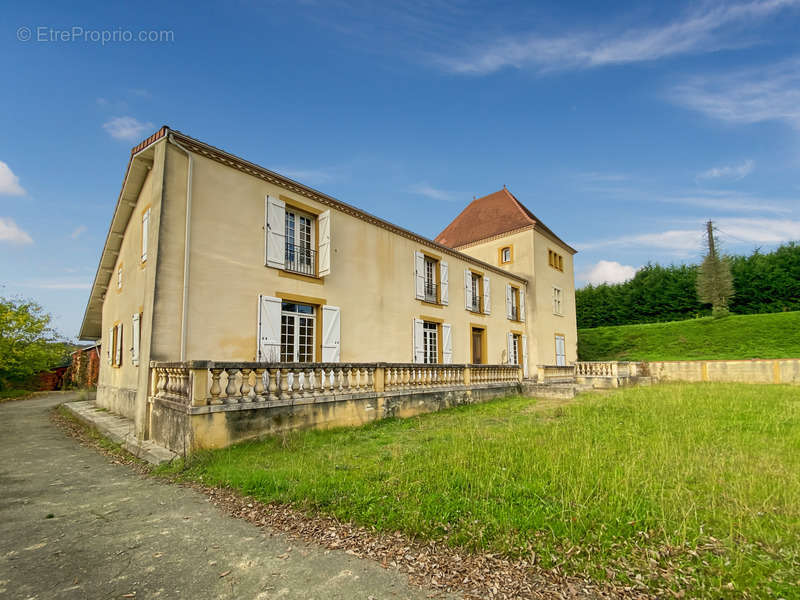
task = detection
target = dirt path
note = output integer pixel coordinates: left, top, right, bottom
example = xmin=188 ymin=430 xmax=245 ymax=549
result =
xmin=0 ymin=393 xmax=453 ymax=599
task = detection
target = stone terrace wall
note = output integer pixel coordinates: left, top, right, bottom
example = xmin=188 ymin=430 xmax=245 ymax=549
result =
xmin=648 ymin=358 xmax=800 ymax=385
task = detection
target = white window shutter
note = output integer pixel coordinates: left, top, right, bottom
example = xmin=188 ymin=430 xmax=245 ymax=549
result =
xmin=522 ymin=335 xmax=529 ymax=378
xmin=414 ymin=251 xmax=425 ymax=300
xmin=483 ymin=276 xmax=491 ymax=314
xmin=413 ymin=318 xmax=424 ymax=363
xmin=131 ymin=313 xmax=140 ymax=367
xmin=257 ymin=295 xmax=282 ymax=362
xmin=507 ymin=333 xmax=514 ymax=364
xmin=442 ymin=323 xmax=453 ymax=364
xmin=464 ymin=268 xmax=472 ymax=309
xmin=107 ymin=327 xmax=113 ymax=365
xmin=115 ymin=324 xmax=123 ymax=366
xmin=505 ymin=284 xmax=513 ymax=319
xmin=322 ymin=305 xmax=341 ymax=362
xmin=141 ymin=208 xmax=149 ymax=262
xmin=440 ymin=261 xmax=449 ymax=306
xmin=520 ymin=288 xmax=526 ymax=322
xmin=265 ymin=195 xmax=286 ymax=269
xmin=556 ymin=336 xmax=566 ymax=366
xmin=318 ymin=209 xmax=331 ymax=277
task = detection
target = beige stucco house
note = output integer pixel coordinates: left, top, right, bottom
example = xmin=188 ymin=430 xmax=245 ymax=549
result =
xmin=78 ymin=127 xmax=577 ymax=449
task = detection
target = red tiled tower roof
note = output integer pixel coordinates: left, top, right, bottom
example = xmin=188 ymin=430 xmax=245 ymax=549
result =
xmin=434 ymin=188 xmax=575 ymax=252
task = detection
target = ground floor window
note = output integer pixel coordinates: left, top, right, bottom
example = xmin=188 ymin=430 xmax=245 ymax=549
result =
xmin=555 ymin=334 xmax=566 ymax=366
xmin=510 ymin=333 xmax=521 ymax=365
xmin=281 ymin=302 xmax=315 ymax=362
xmin=423 ymin=321 xmax=438 ymax=364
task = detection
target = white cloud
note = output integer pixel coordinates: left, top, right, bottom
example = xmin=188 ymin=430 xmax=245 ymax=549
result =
xmin=102 ymin=116 xmax=154 ymax=141
xmin=0 ymin=161 xmax=25 ymax=196
xmin=434 ymin=0 xmax=799 ymax=75
xmin=582 ymin=260 xmax=638 ymax=285
xmin=578 ymin=218 xmax=800 ymax=255
xmin=70 ymin=225 xmax=87 ymax=239
xmin=672 ymin=57 xmax=800 ymax=129
xmin=409 ymin=182 xmax=455 ymax=201
xmin=0 ymin=217 xmax=33 ymax=244
xmin=697 ymin=160 xmax=755 ymax=181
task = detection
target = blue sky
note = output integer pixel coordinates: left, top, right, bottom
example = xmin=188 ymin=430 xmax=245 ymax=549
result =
xmin=2 ymin=0 xmax=800 ymax=339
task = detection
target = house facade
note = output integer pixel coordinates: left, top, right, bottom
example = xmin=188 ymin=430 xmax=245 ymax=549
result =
xmin=79 ymin=127 xmax=577 ymax=444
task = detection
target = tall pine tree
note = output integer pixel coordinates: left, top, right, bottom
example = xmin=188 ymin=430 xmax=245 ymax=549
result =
xmin=696 ymin=221 xmax=735 ymax=317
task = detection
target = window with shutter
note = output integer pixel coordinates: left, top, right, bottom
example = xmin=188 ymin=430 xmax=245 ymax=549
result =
xmin=257 ymin=295 xmax=282 ymax=362
xmin=318 ymin=210 xmax=331 ymax=276
xmin=131 ymin=313 xmax=141 ymax=367
xmin=483 ymin=276 xmax=491 ymax=314
xmin=442 ymin=323 xmax=452 ymax=364
xmin=321 ymin=305 xmax=341 ymax=362
xmin=522 ymin=335 xmax=529 ymax=377
xmin=115 ymin=324 xmax=123 ymax=367
xmin=555 ymin=334 xmax=566 ymax=366
xmin=141 ymin=208 xmax=150 ymax=263
xmin=412 ymin=318 xmax=425 ymax=363
xmin=440 ymin=261 xmax=449 ymax=306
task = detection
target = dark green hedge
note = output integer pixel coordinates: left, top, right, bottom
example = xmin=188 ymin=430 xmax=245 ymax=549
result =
xmin=577 ymin=243 xmax=800 ymax=329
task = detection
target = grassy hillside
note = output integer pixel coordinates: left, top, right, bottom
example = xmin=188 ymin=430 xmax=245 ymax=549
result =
xmin=578 ymin=311 xmax=800 ymax=361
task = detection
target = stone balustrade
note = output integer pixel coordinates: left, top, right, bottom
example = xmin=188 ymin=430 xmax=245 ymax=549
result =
xmin=150 ymin=361 xmax=522 ymax=408
xmin=537 ymin=364 xmax=577 ymax=383
xmin=576 ymin=361 xmax=617 ymax=377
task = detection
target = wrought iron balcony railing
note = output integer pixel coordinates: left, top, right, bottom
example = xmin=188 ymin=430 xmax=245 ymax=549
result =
xmin=285 ymin=243 xmax=316 ymax=276
xmin=424 ymin=281 xmax=438 ymax=304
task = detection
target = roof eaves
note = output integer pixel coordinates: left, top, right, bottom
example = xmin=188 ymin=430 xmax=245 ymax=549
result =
xmin=78 ymin=127 xmax=167 ymax=340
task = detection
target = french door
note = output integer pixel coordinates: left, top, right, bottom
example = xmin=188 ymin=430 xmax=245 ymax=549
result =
xmin=280 ymin=302 xmax=315 ymax=362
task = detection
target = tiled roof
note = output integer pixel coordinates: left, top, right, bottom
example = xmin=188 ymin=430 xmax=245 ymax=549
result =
xmin=434 ymin=188 xmax=575 ymax=252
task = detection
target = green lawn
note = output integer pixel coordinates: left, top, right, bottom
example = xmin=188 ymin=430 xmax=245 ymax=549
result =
xmin=578 ymin=311 xmax=800 ymax=361
xmin=159 ymin=384 xmax=800 ymax=597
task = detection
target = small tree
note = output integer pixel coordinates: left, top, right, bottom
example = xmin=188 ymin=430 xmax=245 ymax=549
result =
xmin=0 ymin=296 xmax=69 ymax=390
xmin=696 ymin=221 xmax=735 ymax=318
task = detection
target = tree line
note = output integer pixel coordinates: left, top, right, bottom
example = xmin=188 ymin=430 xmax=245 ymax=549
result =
xmin=576 ymin=242 xmax=800 ymax=329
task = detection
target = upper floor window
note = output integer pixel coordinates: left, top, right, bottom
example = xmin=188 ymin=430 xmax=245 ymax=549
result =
xmin=469 ymin=272 xmax=481 ymax=312
xmin=548 ymin=249 xmax=564 ymax=272
xmin=414 ymin=252 xmax=448 ymax=305
xmin=465 ymin=269 xmax=490 ymax=314
xmin=285 ymin=208 xmax=315 ymax=276
xmin=553 ymin=286 xmax=563 ymax=315
xmin=500 ymin=246 xmax=512 ymax=264
xmin=117 ymin=265 xmax=123 ymax=290
xmin=506 ymin=284 xmax=524 ymax=321
xmin=266 ymin=195 xmax=331 ymax=277
xmin=141 ymin=208 xmax=150 ymax=263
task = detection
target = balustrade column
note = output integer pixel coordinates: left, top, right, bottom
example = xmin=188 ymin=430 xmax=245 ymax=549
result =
xmin=253 ymin=368 xmax=265 ymax=401
xmin=240 ymin=368 xmax=252 ymax=402
xmin=209 ymin=368 xmax=223 ymax=405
